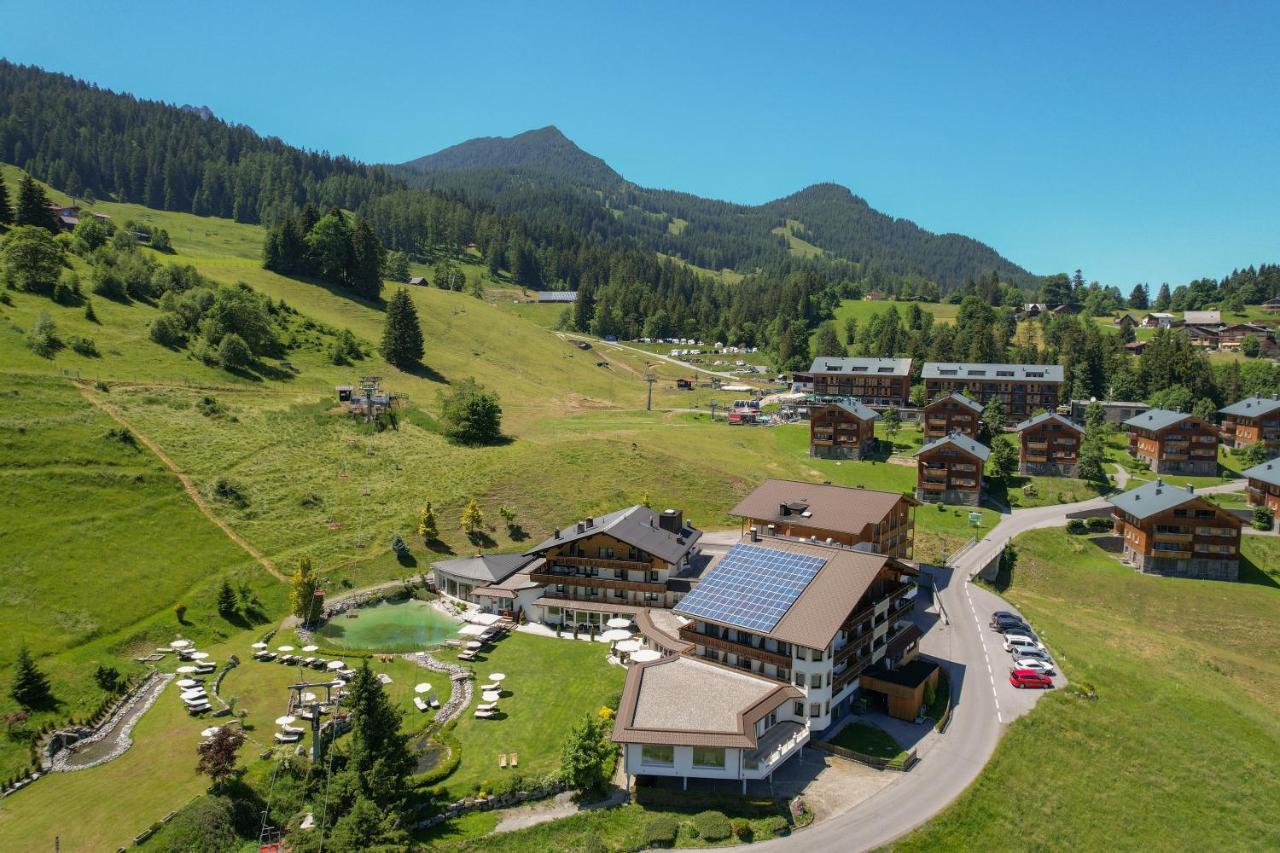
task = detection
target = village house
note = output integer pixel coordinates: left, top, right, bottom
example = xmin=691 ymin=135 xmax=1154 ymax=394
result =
xmin=1218 ymin=395 xmax=1280 ymax=451
xmin=1124 ymin=340 xmax=1147 ymax=356
xmin=535 ymin=291 xmax=578 ymax=303
xmin=1015 ymin=412 xmax=1082 ymax=477
xmin=1216 ymin=323 xmax=1277 ymax=352
xmin=921 ymin=362 xmax=1063 ymax=421
xmin=808 ymin=400 xmax=878 ymax=460
xmin=1243 ymin=460 xmax=1280 ymax=526
xmin=1114 ymin=313 xmax=1138 ymax=328
xmin=1108 ymin=479 xmax=1242 ymax=581
xmin=1183 ymin=309 xmax=1222 ymax=326
xmin=432 ymin=554 xmax=542 ymax=617
xmin=922 ymin=392 xmax=983 ymax=440
xmin=1069 ymin=398 xmax=1149 ymax=425
xmin=408 ymin=276 xmax=428 ymax=285
xmin=803 ymin=356 xmax=913 ymax=407
xmin=523 ymin=506 xmax=703 ymax=628
xmin=1021 ymin=302 xmax=1047 ymax=318
xmin=1263 ymin=296 xmax=1280 ymax=313
xmin=863 ymin=289 xmax=887 ymax=301
xmin=1123 ymin=409 xmax=1219 ymax=476
xmin=610 ymin=536 xmax=923 ymax=790
xmin=728 ymin=478 xmax=916 ymax=559
xmin=914 ymin=431 xmax=990 ymax=506
xmin=1141 ymin=312 xmax=1178 ymax=328
xmin=1183 ymin=324 xmax=1221 ymax=348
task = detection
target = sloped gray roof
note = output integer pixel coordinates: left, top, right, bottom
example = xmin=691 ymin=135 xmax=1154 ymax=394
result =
xmin=432 ymin=553 xmax=532 ymax=584
xmin=1123 ymin=408 xmax=1193 ymax=431
xmin=526 ymin=505 xmax=701 ymax=565
xmin=921 ymin=362 xmax=1064 ymax=382
xmin=807 ymin=357 xmax=913 ymax=377
xmin=927 ymin=391 xmax=984 ymax=413
xmin=1014 ymin=412 xmax=1082 ymax=433
xmin=915 ymin=432 xmax=991 ymax=462
xmin=831 ymin=400 xmax=880 ymax=421
xmin=1219 ymin=396 xmax=1280 ymax=418
xmin=1242 ymin=460 xmax=1280 ymax=488
xmin=1106 ymin=479 xmax=1198 ymax=520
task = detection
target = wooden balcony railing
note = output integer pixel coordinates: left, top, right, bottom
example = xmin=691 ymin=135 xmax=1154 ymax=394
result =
xmin=530 ymin=571 xmax=666 ymax=594
xmin=679 ymin=626 xmax=791 ymax=669
xmin=552 ymin=554 xmax=653 ymax=572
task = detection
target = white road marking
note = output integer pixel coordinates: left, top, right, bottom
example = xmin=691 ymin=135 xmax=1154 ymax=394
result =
xmin=965 ymin=579 xmax=1005 ymax=724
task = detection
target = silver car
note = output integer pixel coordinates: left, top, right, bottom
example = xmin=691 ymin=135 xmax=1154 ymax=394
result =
xmin=1013 ymin=657 xmax=1056 ymax=675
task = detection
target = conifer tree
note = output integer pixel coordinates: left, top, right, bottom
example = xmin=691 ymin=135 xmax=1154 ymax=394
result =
xmin=10 ymin=644 xmax=52 ymax=709
xmin=16 ymin=175 xmax=57 ymax=232
xmin=216 ymin=579 xmax=238 ymax=617
xmin=290 ymin=556 xmax=321 ymax=625
xmin=0 ymin=177 xmax=12 ymax=225
xmin=379 ymin=288 xmax=424 ymax=369
xmin=460 ymin=499 xmax=484 ymax=533
xmin=349 ymin=218 xmax=386 ymax=300
xmin=417 ymin=503 xmax=438 ymax=543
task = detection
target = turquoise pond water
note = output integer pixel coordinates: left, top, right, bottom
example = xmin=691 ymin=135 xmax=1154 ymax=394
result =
xmin=313 ymin=599 xmax=461 ymax=651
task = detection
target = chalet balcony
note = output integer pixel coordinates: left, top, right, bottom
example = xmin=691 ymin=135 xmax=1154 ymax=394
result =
xmin=678 ymin=626 xmax=791 ymax=670
xmin=951 ymin=463 xmax=977 ymax=473
xmin=1154 ymin=532 xmax=1193 ymax=543
xmin=553 ymin=554 xmax=652 ymax=572
xmin=832 ymin=656 xmax=872 ymax=694
xmin=1151 ymin=549 xmax=1191 ymax=560
xmin=927 ymin=418 xmax=948 ymax=427
xmin=952 ymin=479 xmax=978 ymax=489
xmin=920 ymin=480 xmax=947 ymax=491
xmin=1026 ymin=440 xmax=1049 ymax=450
xmin=1024 ymin=454 xmax=1048 ymax=463
xmin=530 ymin=570 xmax=666 ymax=594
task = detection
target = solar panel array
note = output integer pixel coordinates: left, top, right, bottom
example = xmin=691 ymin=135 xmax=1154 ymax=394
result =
xmin=676 ymin=544 xmax=825 ymax=633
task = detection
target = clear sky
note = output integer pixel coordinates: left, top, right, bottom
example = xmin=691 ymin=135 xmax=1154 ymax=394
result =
xmin=2 ymin=2 xmax=1277 ymax=286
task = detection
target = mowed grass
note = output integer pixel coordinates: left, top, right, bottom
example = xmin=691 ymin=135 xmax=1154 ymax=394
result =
xmin=896 ymin=529 xmax=1280 ymax=851
xmin=831 ymin=298 xmax=961 ymax=330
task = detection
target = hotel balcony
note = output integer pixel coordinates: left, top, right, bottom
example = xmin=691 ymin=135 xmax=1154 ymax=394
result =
xmin=531 ymin=570 xmax=667 ymax=595
xmin=553 ymin=554 xmax=653 ymax=572
xmin=678 ymin=626 xmax=791 ymax=670
xmin=742 ymin=722 xmax=809 ymax=777
xmin=1151 ymin=549 xmax=1192 ymax=560
xmin=920 ymin=480 xmax=947 ymax=491
xmin=1154 ymin=532 xmax=1193 ymax=543
xmin=1026 ymin=440 xmax=1049 ymax=450
xmin=1024 ymin=453 xmax=1048 ymax=463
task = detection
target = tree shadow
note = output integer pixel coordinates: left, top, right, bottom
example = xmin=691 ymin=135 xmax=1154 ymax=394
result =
xmin=466 ymin=530 xmax=497 ymax=549
xmin=400 ymin=361 xmax=449 ymax=385
xmin=506 ymin=525 xmax=529 ymax=542
xmin=396 ymin=550 xmax=419 ymax=569
xmin=1239 ymin=554 xmax=1280 ymax=589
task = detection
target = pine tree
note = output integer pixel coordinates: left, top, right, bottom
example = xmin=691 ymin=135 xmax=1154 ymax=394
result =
xmin=379 ymin=288 xmax=424 ymax=369
xmin=346 ymin=661 xmax=414 ymax=806
xmin=417 ymin=503 xmax=438 ymax=543
xmin=349 ymin=218 xmax=385 ymax=300
xmin=16 ymin=175 xmax=57 ymax=232
xmin=216 ymin=579 xmax=238 ymax=617
xmin=812 ymin=321 xmax=845 ymax=358
xmin=460 ymin=499 xmax=484 ymax=533
xmin=0 ymin=177 xmax=12 ymax=225
xmin=10 ymin=644 xmax=52 ymax=709
xmin=1154 ymin=283 xmax=1172 ymax=311
xmin=290 ymin=556 xmax=321 ymax=625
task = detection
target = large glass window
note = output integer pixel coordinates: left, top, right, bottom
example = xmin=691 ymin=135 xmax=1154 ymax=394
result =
xmin=641 ymin=745 xmax=674 ymax=767
xmin=691 ymin=747 xmax=725 ymax=769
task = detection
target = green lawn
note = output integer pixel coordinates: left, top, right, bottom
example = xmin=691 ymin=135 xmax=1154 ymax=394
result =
xmin=896 ymin=529 xmax=1280 ymax=850
xmin=829 ymin=722 xmax=908 ymax=762
xmin=433 ymin=632 xmax=625 ymax=800
xmin=831 ymin=298 xmax=961 ymax=331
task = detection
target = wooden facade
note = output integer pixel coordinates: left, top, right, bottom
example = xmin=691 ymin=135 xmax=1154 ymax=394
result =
xmin=807 ymin=358 xmax=912 ymax=406
xmin=809 ymin=403 xmax=877 ymax=460
xmin=1127 ymin=413 xmax=1219 ymax=476
xmin=1017 ymin=415 xmax=1082 ymax=477
xmin=921 ymin=363 xmax=1063 ymax=421
xmin=915 ymin=440 xmax=985 ymax=506
xmin=1219 ymin=398 xmax=1280 ymax=451
xmin=922 ymin=394 xmax=982 ymax=440
xmin=1112 ymin=491 xmax=1241 ymax=581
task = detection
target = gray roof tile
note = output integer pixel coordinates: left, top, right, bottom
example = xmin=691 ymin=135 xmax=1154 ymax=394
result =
xmin=915 ymin=432 xmax=991 ymax=462
xmin=807 ymin=356 xmax=913 ymax=377
xmin=1122 ymin=408 xmax=1193 ymax=431
xmin=1106 ymin=479 xmax=1197 ymax=520
xmin=921 ymin=362 xmax=1064 ymax=382
xmin=1219 ymin=396 xmax=1280 ymax=418
xmin=1243 ymin=460 xmax=1280 ymax=488
xmin=526 ymin=505 xmax=700 ymax=565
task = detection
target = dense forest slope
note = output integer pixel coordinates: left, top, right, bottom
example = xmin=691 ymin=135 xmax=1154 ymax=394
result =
xmin=404 ymin=125 xmax=624 ymax=188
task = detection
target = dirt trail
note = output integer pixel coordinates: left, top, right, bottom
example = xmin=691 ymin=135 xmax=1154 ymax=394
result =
xmin=75 ymin=383 xmax=286 ymax=582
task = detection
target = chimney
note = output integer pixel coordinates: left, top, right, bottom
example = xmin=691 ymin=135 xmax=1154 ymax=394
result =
xmin=585 ymin=516 xmax=594 ymax=528
xmin=658 ymin=508 xmax=683 ymax=534
xmin=576 ymin=521 xmax=585 ymax=533
xmin=749 ymin=526 xmax=760 ymax=543
xmin=1186 ymin=483 xmax=1194 ymax=494
xmin=779 ymin=503 xmax=791 ymax=517
xmin=554 ymin=528 xmax=561 ymax=539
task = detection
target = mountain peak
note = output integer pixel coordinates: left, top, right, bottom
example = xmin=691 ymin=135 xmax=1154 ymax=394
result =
xmin=402 ymin=126 xmax=623 ymax=187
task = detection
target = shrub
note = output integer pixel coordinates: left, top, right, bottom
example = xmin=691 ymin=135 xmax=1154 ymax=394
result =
xmin=732 ymin=819 xmax=754 ymax=842
xmin=760 ymin=814 xmax=789 ymax=837
xmin=1252 ymin=504 xmax=1274 ymax=531
xmin=25 ymin=311 xmax=61 ymax=357
xmin=693 ymin=810 xmax=732 ymax=842
xmin=1066 ymin=518 xmax=1087 ymax=534
xmin=643 ymin=814 xmax=679 ymax=848
xmin=217 ymin=332 xmax=252 ymax=370
xmin=149 ymin=312 xmax=186 ymax=347
xmin=1086 ymin=515 xmax=1112 ymax=532
xmin=196 ymin=395 xmax=225 ymax=417
xmin=67 ymin=335 xmax=98 ymax=357
xmin=212 ymin=477 xmax=248 ymax=508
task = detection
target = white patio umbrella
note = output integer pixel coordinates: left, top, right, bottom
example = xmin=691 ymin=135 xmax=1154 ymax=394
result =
xmin=600 ymin=629 xmax=632 ymax=643
xmin=481 ymin=691 xmax=501 ymax=703
xmin=277 ymin=645 xmax=295 ymax=652
xmin=630 ymin=649 xmax=662 ymax=663
xmin=606 ymin=617 xmax=632 ymax=629
xmin=176 ymin=678 xmax=199 ymax=688
xmin=301 ymin=692 xmax=317 ymax=702
xmin=615 ymin=640 xmax=643 ymax=654
xmin=465 ymin=641 xmax=483 ymax=650
xmin=190 ymin=651 xmax=210 ymax=660
xmin=176 ymin=665 xmax=197 ymax=674
xmin=169 ymin=639 xmax=191 ymax=649
xmin=326 ymin=660 xmax=344 ymax=670
xmin=488 ymin=673 xmax=507 ymax=682
xmin=274 ymin=715 xmax=296 ymax=726
xmin=302 ymin=645 xmax=319 ymax=652
xmin=201 ymin=727 xmax=221 ymax=737
xmin=414 ymin=683 xmax=432 ymax=694
xmin=251 ymin=642 xmax=268 ymax=649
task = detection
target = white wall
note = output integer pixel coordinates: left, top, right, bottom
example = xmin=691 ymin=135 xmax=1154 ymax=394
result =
xmin=624 ymin=743 xmax=742 ymax=782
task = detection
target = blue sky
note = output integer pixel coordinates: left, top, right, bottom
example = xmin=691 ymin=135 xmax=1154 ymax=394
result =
xmin=2 ymin=2 xmax=1277 ymax=286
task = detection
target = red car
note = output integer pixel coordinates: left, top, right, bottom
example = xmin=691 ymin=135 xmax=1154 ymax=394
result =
xmin=1009 ymin=668 xmax=1053 ymax=689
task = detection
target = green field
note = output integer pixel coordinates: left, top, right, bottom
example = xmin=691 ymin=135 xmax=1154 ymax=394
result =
xmin=896 ymin=529 xmax=1280 ymax=850
xmin=832 ymin=298 xmax=961 ymax=330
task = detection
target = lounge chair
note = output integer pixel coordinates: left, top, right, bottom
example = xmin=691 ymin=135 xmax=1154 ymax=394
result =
xmin=480 ymin=682 xmax=499 ymax=692
xmin=274 ymin=731 xmax=301 ymax=743
xmin=429 ymin=698 xmax=440 ymax=709
xmin=499 ymin=754 xmax=507 ymax=769
xmin=413 ymin=697 xmax=429 ymax=712
xmin=187 ymin=703 xmax=211 ymax=714
xmin=510 ymin=753 xmax=518 ymax=767
xmin=302 ymin=657 xmax=316 ymax=666
xmin=282 ymin=725 xmax=306 ymax=735
xmin=457 ymin=651 xmax=476 ymax=661
xmin=474 ymin=709 xmax=495 ymax=719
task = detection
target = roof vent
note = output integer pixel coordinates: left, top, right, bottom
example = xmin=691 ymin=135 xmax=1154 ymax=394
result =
xmin=554 ymin=528 xmax=561 ymax=539
xmin=585 ymin=516 xmax=594 ymax=528
xmin=749 ymin=526 xmax=760 ymax=543
xmin=1186 ymin=483 xmax=1194 ymax=493
xmin=576 ymin=522 xmax=585 ymax=533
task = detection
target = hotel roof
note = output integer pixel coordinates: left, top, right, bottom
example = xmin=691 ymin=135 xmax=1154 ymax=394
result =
xmin=1242 ymin=460 xmax=1280 ymax=488
xmin=1014 ymin=412 xmax=1082 ymax=433
xmin=1122 ymin=408 xmax=1195 ymax=431
xmin=1219 ymin=396 xmax=1280 ymax=419
xmin=925 ymin=391 xmax=984 ymax=413
xmin=915 ymin=432 xmax=992 ymax=462
xmin=728 ymin=479 xmax=914 ymax=539
xmin=526 ymin=505 xmax=700 ymax=565
xmin=1106 ymin=479 xmax=1198 ymax=520
xmin=824 ymin=400 xmax=880 ymax=422
xmin=431 ymin=553 xmax=532 ymax=584
xmin=921 ymin=362 xmax=1064 ymax=382
xmin=807 ymin=356 xmax=913 ymax=377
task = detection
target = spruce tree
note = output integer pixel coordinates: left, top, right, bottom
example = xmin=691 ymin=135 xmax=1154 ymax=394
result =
xmin=349 ymin=218 xmax=386 ymax=300
xmin=216 ymin=580 xmax=238 ymax=617
xmin=380 ymin=288 xmax=424 ymax=369
xmin=16 ymin=175 xmax=57 ymax=232
xmin=0 ymin=177 xmax=12 ymax=225
xmin=10 ymin=645 xmax=52 ymax=709
xmin=346 ymin=661 xmax=414 ymax=806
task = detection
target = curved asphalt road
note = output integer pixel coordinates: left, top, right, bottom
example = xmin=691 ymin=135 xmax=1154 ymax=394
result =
xmin=752 ymin=478 xmax=1247 ymax=851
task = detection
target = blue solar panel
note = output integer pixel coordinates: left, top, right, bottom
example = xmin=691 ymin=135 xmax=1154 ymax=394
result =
xmin=676 ymin=544 xmax=825 ymax=633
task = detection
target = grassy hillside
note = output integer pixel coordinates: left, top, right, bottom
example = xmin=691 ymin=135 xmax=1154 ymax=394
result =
xmin=831 ymin=298 xmax=961 ymax=329
xmin=896 ymin=529 xmax=1280 ymax=850
xmin=771 ymin=218 xmax=825 ymax=259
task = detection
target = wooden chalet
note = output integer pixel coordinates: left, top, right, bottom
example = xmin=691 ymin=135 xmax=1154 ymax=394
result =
xmin=1218 ymin=396 xmax=1280 ymax=451
xmin=914 ymin=432 xmax=990 ymax=506
xmin=1108 ymin=479 xmax=1241 ymax=581
xmin=1123 ymin=409 xmax=1219 ymax=476
xmin=1243 ymin=460 xmax=1280 ymax=526
xmin=1014 ymin=412 xmax=1082 ymax=477
xmin=922 ymin=392 xmax=983 ymax=440
xmin=809 ymin=400 xmax=878 ymax=460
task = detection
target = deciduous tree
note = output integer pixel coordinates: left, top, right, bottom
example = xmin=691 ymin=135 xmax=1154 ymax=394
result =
xmin=196 ymin=727 xmax=244 ymax=791
xmin=1 ymin=225 xmax=65 ymax=294
xmin=439 ymin=378 xmax=503 ymax=444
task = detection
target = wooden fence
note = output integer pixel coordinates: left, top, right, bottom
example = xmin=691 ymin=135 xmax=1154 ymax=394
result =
xmin=811 ymin=739 xmax=918 ymax=772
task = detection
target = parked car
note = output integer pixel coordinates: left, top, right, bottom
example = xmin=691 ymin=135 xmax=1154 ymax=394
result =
xmin=1012 ymin=646 xmax=1053 ymax=663
xmin=1004 ymin=635 xmax=1045 ymax=655
xmin=991 ymin=610 xmax=1020 ymax=622
xmin=990 ymin=616 xmax=1029 ymax=633
xmin=1009 ymin=669 xmax=1054 ymax=689
xmin=1003 ymin=632 xmax=1045 ymax=652
xmin=1013 ymin=658 xmax=1056 ymax=675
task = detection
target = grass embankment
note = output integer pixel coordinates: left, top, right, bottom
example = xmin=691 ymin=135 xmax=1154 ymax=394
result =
xmin=896 ymin=529 xmax=1280 ymax=850
xmin=829 ymin=722 xmax=909 ymax=764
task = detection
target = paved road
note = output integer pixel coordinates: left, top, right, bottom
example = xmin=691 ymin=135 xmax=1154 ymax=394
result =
xmin=559 ymin=333 xmax=751 ymax=381
xmin=754 ymin=478 xmax=1247 ymax=851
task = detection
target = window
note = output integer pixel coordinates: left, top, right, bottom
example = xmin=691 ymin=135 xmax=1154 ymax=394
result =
xmin=641 ymin=745 xmax=674 ymax=767
xmin=691 ymin=747 xmax=725 ymax=769
xmin=794 ymin=672 xmax=805 ymax=687
xmin=649 ymin=570 xmax=660 ymax=582
xmin=809 ymin=703 xmax=822 ymax=718
xmin=809 ymin=673 xmax=822 ymax=688
xmin=598 ymin=546 xmax=614 ymax=559
xmin=794 ymin=701 xmax=805 ymax=716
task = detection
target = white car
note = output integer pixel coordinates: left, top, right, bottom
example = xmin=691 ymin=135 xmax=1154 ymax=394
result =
xmin=1003 ymin=634 xmax=1046 ymax=654
xmin=1013 ymin=657 xmax=1056 ymax=676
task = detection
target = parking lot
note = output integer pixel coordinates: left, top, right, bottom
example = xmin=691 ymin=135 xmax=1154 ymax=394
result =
xmin=964 ymin=582 xmax=1065 ymax=722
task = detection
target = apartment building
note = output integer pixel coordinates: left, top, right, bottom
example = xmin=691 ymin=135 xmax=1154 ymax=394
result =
xmin=921 ymin=392 xmax=983 ymax=440
xmin=1108 ymin=479 xmax=1242 ymax=581
xmin=728 ymin=479 xmax=916 ymax=559
xmin=802 ymin=357 xmax=913 ymax=407
xmin=921 ymin=362 xmax=1064 ymax=421
xmin=1219 ymin=395 xmax=1280 ymax=452
xmin=1123 ymin=409 xmax=1219 ymax=476
xmin=1015 ymin=412 xmax=1083 ymax=477
xmin=914 ymin=432 xmax=990 ymax=506
xmin=809 ymin=400 xmax=879 ymax=460
xmin=1243 ymin=460 xmax=1280 ymax=525
xmin=524 ymin=506 xmax=702 ymax=627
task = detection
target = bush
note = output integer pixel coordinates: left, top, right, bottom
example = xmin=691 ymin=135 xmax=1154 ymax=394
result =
xmin=1066 ymin=518 xmax=1087 ymax=534
xmin=25 ymin=311 xmax=61 ymax=357
xmin=732 ymin=819 xmax=754 ymax=842
xmin=643 ymin=814 xmax=679 ymax=848
xmin=1252 ymin=504 xmax=1275 ymax=531
xmin=1086 ymin=515 xmax=1113 ymax=532
xmin=692 ymin=810 xmax=732 ymax=842
xmin=149 ymin=312 xmax=186 ymax=347
xmin=67 ymin=335 xmax=98 ymax=357
xmin=217 ymin=332 xmax=252 ymax=370
xmin=212 ymin=477 xmax=248 ymax=508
